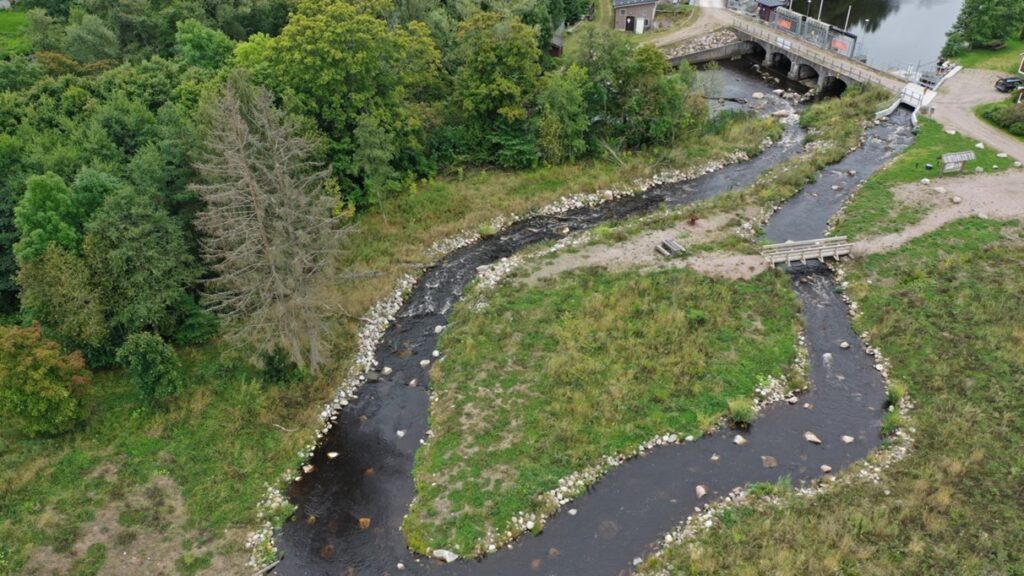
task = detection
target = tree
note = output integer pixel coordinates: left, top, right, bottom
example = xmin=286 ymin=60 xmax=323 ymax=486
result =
xmin=537 ymin=64 xmax=591 ymax=164
xmin=116 ymin=332 xmax=183 ymax=402
xmin=450 ymin=12 xmax=542 ymax=137
xmin=25 ymin=8 xmax=63 ymax=53
xmin=83 ymin=187 xmax=197 ymax=336
xmin=174 ymin=18 xmax=234 ymax=69
xmin=0 ymin=323 xmax=90 ymax=437
xmin=17 ymin=245 xmax=110 ymax=357
xmin=190 ymin=76 xmax=347 ymax=373
xmin=13 ymin=172 xmax=81 ymax=263
xmin=64 ymin=12 xmax=121 ymax=63
xmin=261 ymin=0 xmax=443 ymax=199
xmin=352 ymin=113 xmax=401 ymax=220
xmin=71 ymin=167 xmax=124 ymax=222
xmin=943 ymin=0 xmax=1024 ymax=55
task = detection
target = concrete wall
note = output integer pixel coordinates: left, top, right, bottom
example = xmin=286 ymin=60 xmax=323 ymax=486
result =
xmin=613 ymin=3 xmax=657 ymax=31
xmin=669 ymin=41 xmax=756 ymax=66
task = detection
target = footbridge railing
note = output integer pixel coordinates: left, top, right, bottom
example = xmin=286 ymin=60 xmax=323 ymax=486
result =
xmin=761 ymin=236 xmax=852 ymax=265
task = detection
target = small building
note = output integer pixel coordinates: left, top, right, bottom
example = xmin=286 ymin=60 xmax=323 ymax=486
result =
xmin=550 ymin=22 xmax=566 ymax=57
xmin=756 ymin=0 xmax=786 ymax=22
xmin=613 ymin=0 xmax=656 ymax=33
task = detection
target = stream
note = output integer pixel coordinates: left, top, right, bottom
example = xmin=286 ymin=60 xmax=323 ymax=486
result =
xmin=273 ymin=62 xmax=915 ymax=575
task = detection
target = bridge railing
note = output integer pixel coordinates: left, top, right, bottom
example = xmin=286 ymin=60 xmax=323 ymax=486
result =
xmin=729 ymin=18 xmax=901 ymax=87
xmin=761 ymin=236 xmax=852 ymax=265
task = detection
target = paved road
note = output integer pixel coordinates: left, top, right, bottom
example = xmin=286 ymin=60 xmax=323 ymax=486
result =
xmin=930 ymin=68 xmax=1024 ymax=161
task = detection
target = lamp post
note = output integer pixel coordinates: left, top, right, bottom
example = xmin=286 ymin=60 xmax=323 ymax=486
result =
xmin=817 ymin=0 xmax=823 ymax=20
xmin=844 ymin=4 xmax=852 ymax=30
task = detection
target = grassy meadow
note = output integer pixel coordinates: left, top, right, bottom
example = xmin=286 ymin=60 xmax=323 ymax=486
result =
xmin=404 ymin=267 xmax=801 ymax=556
xmin=640 ymin=217 xmax=1024 ymax=575
xmin=0 ymin=8 xmax=28 ymax=57
xmin=833 ymin=117 xmax=1015 ymax=239
xmin=954 ymin=38 xmax=1024 ymax=75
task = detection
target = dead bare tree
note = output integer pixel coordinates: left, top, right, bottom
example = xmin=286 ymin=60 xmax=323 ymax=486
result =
xmin=190 ymin=75 xmax=345 ymax=373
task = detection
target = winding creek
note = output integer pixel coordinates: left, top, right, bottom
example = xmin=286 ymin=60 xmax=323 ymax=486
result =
xmin=274 ymin=63 xmax=915 ymax=575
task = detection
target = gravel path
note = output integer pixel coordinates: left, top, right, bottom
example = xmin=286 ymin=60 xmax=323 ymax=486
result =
xmin=930 ymin=68 xmax=1024 ymax=162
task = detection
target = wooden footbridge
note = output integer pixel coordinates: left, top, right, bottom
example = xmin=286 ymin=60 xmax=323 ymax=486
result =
xmin=761 ymin=236 xmax=852 ymax=265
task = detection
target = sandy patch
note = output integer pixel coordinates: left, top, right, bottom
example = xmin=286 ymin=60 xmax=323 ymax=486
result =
xmin=854 ymin=170 xmax=1024 ymax=256
xmin=521 ymin=210 xmax=762 ymax=284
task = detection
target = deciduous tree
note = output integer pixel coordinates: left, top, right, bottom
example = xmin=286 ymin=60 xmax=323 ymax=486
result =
xmin=13 ymin=172 xmax=81 ymax=263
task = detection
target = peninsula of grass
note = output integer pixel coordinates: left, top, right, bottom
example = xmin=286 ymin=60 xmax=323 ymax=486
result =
xmin=0 ymin=111 xmax=778 ymax=574
xmin=953 ymin=38 xmax=1024 ymax=74
xmin=976 ymin=98 xmax=1024 ymax=143
xmin=640 ymin=217 xmax=1024 ymax=575
xmin=404 ymin=266 xmax=801 ymax=556
xmin=833 ymin=117 xmax=1015 ymax=239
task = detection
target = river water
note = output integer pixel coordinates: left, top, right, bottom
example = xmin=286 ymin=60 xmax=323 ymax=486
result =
xmin=790 ymin=0 xmax=964 ymax=72
xmin=272 ymin=63 xmax=914 ymax=575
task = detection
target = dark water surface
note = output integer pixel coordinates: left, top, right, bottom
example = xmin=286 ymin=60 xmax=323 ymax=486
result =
xmin=792 ymin=0 xmax=964 ymax=72
xmin=274 ymin=71 xmax=914 ymax=575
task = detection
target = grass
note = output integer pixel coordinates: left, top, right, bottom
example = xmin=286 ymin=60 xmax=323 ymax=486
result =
xmin=640 ymin=217 xmax=1024 ymax=575
xmin=0 ymin=110 xmax=779 ymax=574
xmin=953 ymin=38 xmax=1024 ymax=74
xmin=833 ymin=117 xmax=1016 ymax=239
xmin=404 ymin=267 xmax=801 ymax=555
xmin=0 ymin=8 xmax=28 ymax=57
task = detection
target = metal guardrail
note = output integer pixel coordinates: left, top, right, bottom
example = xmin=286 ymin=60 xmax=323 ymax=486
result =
xmin=728 ymin=17 xmax=902 ymax=88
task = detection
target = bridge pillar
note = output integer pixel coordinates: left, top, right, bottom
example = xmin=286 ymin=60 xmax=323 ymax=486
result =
xmin=787 ymin=56 xmax=802 ymax=81
xmin=762 ymin=46 xmax=774 ymax=68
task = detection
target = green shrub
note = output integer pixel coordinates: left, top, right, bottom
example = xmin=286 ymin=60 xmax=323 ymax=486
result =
xmin=886 ymin=380 xmax=908 ymax=407
xmin=0 ymin=323 xmax=90 ymax=437
xmin=170 ymin=297 xmax=220 ymax=346
xmin=116 ymin=333 xmax=183 ymax=403
xmin=260 ymin=345 xmax=302 ymax=385
xmin=881 ymin=410 xmax=903 ymax=436
xmin=727 ymin=397 xmax=755 ymax=429
xmin=978 ymin=99 xmax=1024 ymax=137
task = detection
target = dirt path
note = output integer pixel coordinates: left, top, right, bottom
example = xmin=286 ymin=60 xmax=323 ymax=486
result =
xmin=648 ymin=3 xmax=731 ymax=49
xmin=521 ymin=170 xmax=1024 ymax=284
xmin=854 ymin=170 xmax=1024 ymax=254
xmin=929 ymin=68 xmax=1024 ymax=162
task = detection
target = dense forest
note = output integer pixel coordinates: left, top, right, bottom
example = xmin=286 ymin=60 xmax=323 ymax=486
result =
xmin=0 ymin=0 xmax=707 ymax=435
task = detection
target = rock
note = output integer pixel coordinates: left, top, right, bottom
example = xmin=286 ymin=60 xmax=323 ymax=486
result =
xmin=526 ymin=520 xmax=535 ymax=530
xmin=710 ymin=453 xmax=720 ymax=461
xmin=951 ymin=195 xmax=962 ymax=204
xmin=920 ymin=178 xmax=930 ymax=185
xmin=761 ymin=455 xmax=778 ymax=468
xmin=302 ymin=464 xmax=314 ymax=474
xmin=831 ymin=185 xmax=840 ymax=191
xmin=408 ymin=378 xmax=418 ymax=387
xmin=934 ymin=186 xmax=946 ymax=194
xmin=633 ymin=557 xmax=643 ymax=567
xmin=820 ymin=464 xmax=833 ymax=473
xmin=773 ymin=88 xmax=785 ymax=95
xmin=327 ymin=451 xmax=339 ymax=459
xmin=752 ymin=91 xmax=766 ymax=99
xmin=420 ymin=359 xmax=431 ymax=368
xmin=1015 ymin=161 xmax=1023 ymax=168
xmin=685 ymin=435 xmax=695 ymax=442
xmin=433 ymin=549 xmax=459 ymax=563
xmin=841 ymin=435 xmax=855 ymax=444
xmin=382 ymin=366 xmax=393 ymax=376
xmin=397 ymin=562 xmax=406 ymax=570
xmin=787 ymin=396 xmax=798 ymax=404
xmin=359 ymin=517 xmax=371 ymax=530
xmin=996 ymin=152 xmax=1008 ymax=158
xmin=975 ymin=166 xmax=984 ymax=173
xmin=804 ymin=431 xmax=822 ymax=444
xmin=665 ymin=534 xmax=674 ymax=544
xmin=803 ymin=402 xmax=813 ymax=409
xmin=432 ymin=350 xmax=440 ymax=358
xmin=396 ymin=430 xmax=406 ymax=438
xmin=696 ymin=485 xmax=707 ymax=498
xmin=974 ymin=142 xmax=985 ymax=149
xmin=945 ymin=129 xmax=956 ymax=135
xmin=840 ymin=341 xmax=850 ymax=350
xmin=434 ymin=325 xmax=445 ymax=334
xmin=733 ymin=434 xmax=748 ymax=446
xmin=703 ymin=519 xmax=713 ymax=528
xmin=568 ymin=508 xmax=577 ymax=516
xmin=848 ymin=169 xmax=857 ymax=177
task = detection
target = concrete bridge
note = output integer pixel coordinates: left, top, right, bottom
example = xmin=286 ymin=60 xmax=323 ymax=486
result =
xmin=669 ymin=8 xmax=912 ymax=97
